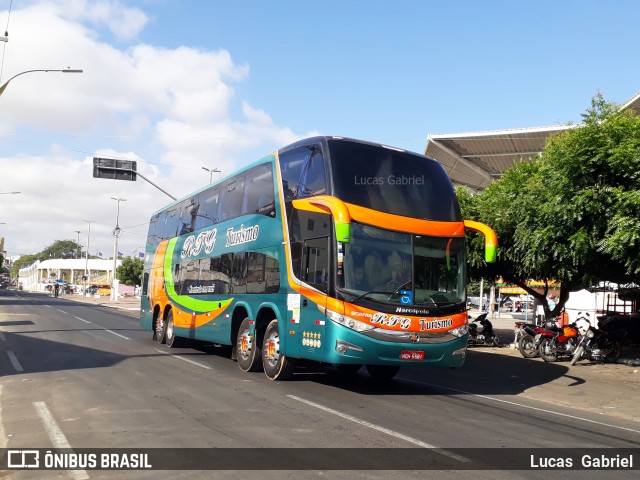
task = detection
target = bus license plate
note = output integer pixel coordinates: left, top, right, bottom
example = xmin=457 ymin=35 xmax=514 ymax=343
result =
xmin=400 ymin=350 xmax=425 ymax=361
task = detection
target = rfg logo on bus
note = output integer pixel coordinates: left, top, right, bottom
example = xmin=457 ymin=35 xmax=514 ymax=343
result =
xmin=7 ymin=450 xmax=40 ymax=468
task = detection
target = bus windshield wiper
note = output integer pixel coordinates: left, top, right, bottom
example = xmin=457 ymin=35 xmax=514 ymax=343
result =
xmin=353 ymin=290 xmax=395 ymax=302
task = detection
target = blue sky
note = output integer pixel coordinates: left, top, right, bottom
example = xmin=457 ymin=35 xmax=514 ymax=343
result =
xmin=0 ymin=0 xmax=638 ymax=259
xmin=132 ymin=0 xmax=639 ymax=149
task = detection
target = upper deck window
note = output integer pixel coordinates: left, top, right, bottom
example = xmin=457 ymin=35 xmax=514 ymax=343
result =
xmin=279 ymin=145 xmax=328 ymax=200
xmin=328 ymin=140 xmax=461 ymax=221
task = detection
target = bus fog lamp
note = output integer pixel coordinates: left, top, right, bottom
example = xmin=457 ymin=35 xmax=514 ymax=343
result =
xmin=453 ymin=347 xmax=467 ymax=357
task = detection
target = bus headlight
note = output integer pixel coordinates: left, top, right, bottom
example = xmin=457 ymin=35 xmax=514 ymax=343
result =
xmin=326 ymin=309 xmax=374 ymax=333
xmin=450 ymin=324 xmax=469 ymax=338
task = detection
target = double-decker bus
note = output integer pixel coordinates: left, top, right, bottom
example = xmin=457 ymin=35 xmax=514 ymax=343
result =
xmin=140 ymin=136 xmax=497 ymax=380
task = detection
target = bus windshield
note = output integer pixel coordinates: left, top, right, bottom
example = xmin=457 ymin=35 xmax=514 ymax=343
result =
xmin=340 ymin=222 xmax=466 ymax=308
xmin=328 ymin=139 xmax=461 ymax=221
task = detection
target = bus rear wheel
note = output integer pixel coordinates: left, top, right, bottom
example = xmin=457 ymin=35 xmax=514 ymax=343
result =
xmin=236 ymin=318 xmax=262 ymax=372
xmin=262 ymin=320 xmax=296 ymax=380
xmin=366 ymin=365 xmax=400 ymax=381
xmin=165 ymin=310 xmax=183 ymax=348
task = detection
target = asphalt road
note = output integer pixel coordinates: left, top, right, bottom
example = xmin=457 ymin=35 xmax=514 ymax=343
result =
xmin=0 ymin=289 xmax=638 ymax=479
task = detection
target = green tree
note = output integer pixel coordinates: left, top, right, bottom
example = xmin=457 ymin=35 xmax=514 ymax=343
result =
xmin=11 ymin=254 xmax=37 ymax=278
xmin=10 ymin=239 xmax=83 ymax=278
xmin=117 ymin=257 xmax=143 ymax=286
xmin=460 ymin=94 xmax=640 ymax=318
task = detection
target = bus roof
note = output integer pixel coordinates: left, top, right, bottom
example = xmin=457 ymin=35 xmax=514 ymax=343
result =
xmin=149 ymin=136 xmax=434 ymax=217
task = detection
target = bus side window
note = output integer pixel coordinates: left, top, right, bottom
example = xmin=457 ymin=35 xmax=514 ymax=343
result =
xmin=279 ymin=145 xmax=316 ymax=200
xmin=179 ymin=199 xmax=198 ymax=235
xmin=297 ymin=149 xmax=328 ymax=198
xmin=242 ymin=164 xmax=275 ymax=216
xmin=303 ymin=237 xmax=329 ymax=293
xmin=141 ymin=272 xmax=150 ymax=296
xmin=264 ymin=255 xmax=280 ymax=293
xmin=163 ymin=205 xmax=181 ymax=240
xmin=195 ymin=187 xmax=219 ymax=230
xmin=247 ymin=252 xmax=265 ymax=294
xmin=147 ymin=213 xmax=162 ymax=245
xmin=218 ymin=177 xmax=244 ymax=222
xmin=232 ymin=252 xmax=248 ymax=294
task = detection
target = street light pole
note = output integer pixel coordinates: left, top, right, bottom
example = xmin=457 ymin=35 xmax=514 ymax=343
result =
xmin=0 ymin=69 xmax=83 ymax=97
xmin=83 ymin=220 xmax=93 ymax=298
xmin=202 ymin=166 xmax=221 ymax=183
xmin=110 ymin=197 xmax=126 ymax=301
xmin=75 ymin=230 xmax=81 ymax=259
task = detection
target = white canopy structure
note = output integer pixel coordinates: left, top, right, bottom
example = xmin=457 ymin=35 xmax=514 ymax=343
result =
xmin=19 ymin=258 xmax=121 ymax=292
xmin=425 ymin=92 xmax=640 ymax=191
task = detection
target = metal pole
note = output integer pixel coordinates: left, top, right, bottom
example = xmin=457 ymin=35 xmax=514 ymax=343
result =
xmin=0 ymin=69 xmax=83 ymax=97
xmin=110 ymin=198 xmax=126 ymax=301
xmin=83 ymin=220 xmax=93 ymax=298
xmin=75 ymin=230 xmax=81 ymax=258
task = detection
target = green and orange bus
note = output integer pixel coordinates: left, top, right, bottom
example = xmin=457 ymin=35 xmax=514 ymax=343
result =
xmin=140 ymin=136 xmax=497 ymax=380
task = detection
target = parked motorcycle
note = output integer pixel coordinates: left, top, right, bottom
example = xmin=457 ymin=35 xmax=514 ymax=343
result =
xmin=514 ymin=321 xmax=544 ymax=358
xmin=537 ymin=321 xmax=581 ymax=362
xmin=468 ymin=312 xmax=501 ymax=347
xmin=570 ymin=325 xmax=626 ymax=365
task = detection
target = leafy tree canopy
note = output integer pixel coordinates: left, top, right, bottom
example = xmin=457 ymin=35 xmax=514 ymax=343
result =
xmin=460 ymin=93 xmax=640 ymax=318
xmin=116 ymin=257 xmax=143 ymax=286
xmin=11 ymin=239 xmax=83 ymax=277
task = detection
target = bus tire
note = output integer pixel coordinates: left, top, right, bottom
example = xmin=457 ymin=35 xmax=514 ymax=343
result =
xmin=366 ymin=365 xmax=400 ymax=381
xmin=236 ymin=318 xmax=262 ymax=372
xmin=262 ymin=320 xmax=296 ymax=380
xmin=165 ymin=310 xmax=183 ymax=348
xmin=155 ymin=313 xmax=166 ymax=344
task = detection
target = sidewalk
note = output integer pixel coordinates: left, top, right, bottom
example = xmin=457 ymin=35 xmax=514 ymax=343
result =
xmin=62 ymin=292 xmax=141 ymax=314
xmin=467 ymin=310 xmax=640 ymax=422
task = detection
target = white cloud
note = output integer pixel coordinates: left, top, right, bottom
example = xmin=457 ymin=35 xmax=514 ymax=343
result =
xmin=0 ymin=1 xmax=313 ymax=262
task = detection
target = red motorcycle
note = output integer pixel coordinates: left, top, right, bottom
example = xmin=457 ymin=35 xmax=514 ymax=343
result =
xmin=536 ymin=321 xmax=581 ymax=362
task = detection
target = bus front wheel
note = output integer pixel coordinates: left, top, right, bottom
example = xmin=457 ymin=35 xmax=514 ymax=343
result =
xmin=236 ymin=318 xmax=262 ymax=372
xmin=262 ymin=320 xmax=296 ymax=381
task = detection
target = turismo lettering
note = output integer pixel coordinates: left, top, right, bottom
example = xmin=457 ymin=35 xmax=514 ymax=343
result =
xmin=419 ymin=318 xmax=453 ymax=331
xmin=226 ymin=224 xmax=260 ymax=247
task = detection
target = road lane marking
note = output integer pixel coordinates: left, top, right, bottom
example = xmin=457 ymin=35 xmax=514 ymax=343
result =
xmin=287 ymin=394 xmax=469 ymax=463
xmin=101 ymin=328 xmax=130 ymax=340
xmin=6 ymin=351 xmax=23 ymax=372
xmin=56 ymin=309 xmax=68 ymax=314
xmin=399 ymin=377 xmax=640 ymax=435
xmin=73 ymin=316 xmax=129 ymax=339
xmin=154 ymin=348 xmax=212 ymax=369
xmin=33 ymin=401 xmax=89 ymax=480
xmin=0 ymin=386 xmax=6 ymax=449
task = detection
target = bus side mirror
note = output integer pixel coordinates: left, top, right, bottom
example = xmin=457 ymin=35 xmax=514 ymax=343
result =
xmin=463 ymin=220 xmax=498 ymax=263
xmin=292 ymin=195 xmax=351 ymax=243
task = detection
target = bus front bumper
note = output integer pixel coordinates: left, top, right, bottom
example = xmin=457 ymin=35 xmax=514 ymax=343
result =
xmin=325 ymin=325 xmax=468 ymax=368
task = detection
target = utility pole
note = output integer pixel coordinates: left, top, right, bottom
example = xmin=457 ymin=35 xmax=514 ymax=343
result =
xmin=110 ymin=198 xmax=126 ymax=301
